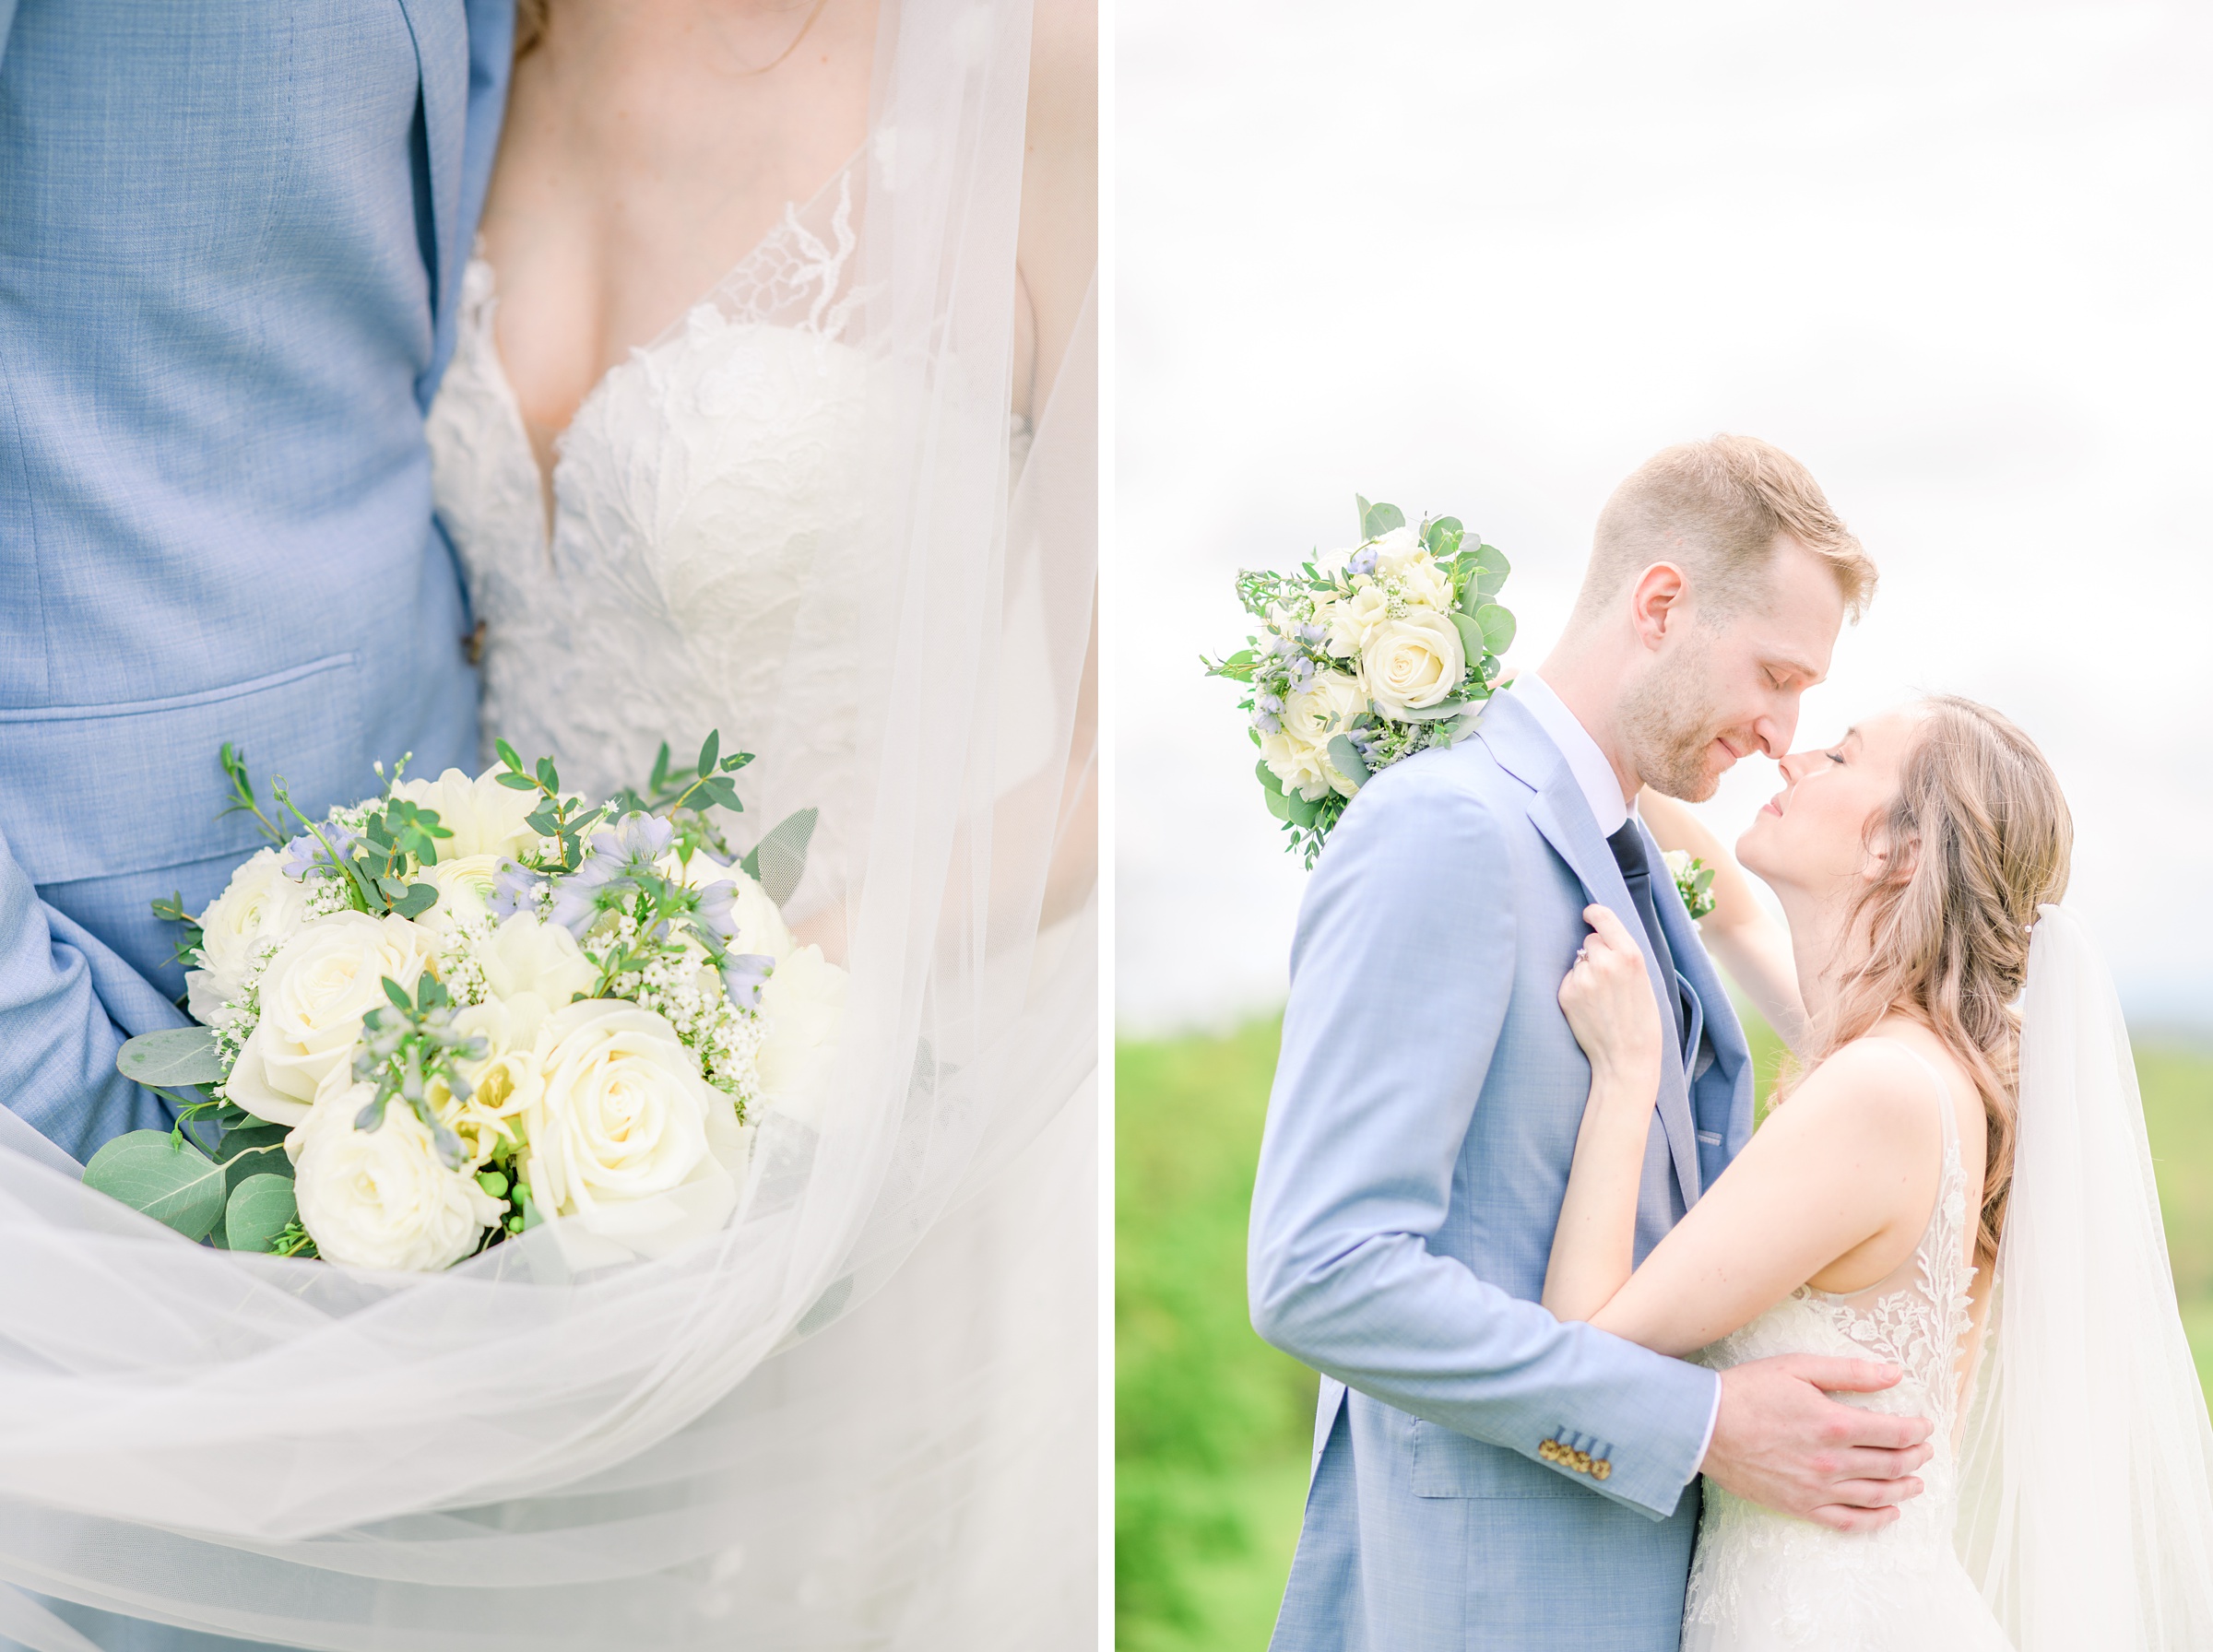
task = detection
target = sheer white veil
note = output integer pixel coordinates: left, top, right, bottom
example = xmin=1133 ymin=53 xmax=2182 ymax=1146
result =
xmin=1955 ymin=905 xmax=2213 ymax=1648
xmin=0 ymin=0 xmax=1096 ymax=1644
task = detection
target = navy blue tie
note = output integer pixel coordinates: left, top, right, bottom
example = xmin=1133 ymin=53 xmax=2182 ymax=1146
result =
xmin=1607 ymin=820 xmax=1688 ymax=1062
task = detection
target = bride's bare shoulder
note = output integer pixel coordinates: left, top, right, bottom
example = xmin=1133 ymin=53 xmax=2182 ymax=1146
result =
xmin=1767 ymin=1035 xmax=1949 ymax=1178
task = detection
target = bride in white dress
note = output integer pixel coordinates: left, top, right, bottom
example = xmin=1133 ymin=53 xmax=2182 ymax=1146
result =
xmin=413 ymin=0 xmax=1097 ymax=1644
xmin=1544 ymin=697 xmax=2213 ymax=1650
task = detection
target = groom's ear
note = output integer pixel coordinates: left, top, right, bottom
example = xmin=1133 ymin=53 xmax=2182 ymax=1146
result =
xmin=1627 ymin=561 xmax=1692 ymax=650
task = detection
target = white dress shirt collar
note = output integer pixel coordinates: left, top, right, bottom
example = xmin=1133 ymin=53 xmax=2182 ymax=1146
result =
xmin=1513 ymin=672 xmax=1634 ymax=837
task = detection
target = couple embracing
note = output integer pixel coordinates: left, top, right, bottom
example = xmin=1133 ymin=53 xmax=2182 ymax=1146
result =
xmin=1251 ymin=438 xmax=2213 ymax=1650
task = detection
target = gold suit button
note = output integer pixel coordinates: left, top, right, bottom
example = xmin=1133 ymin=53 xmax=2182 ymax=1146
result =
xmin=1592 ymin=1459 xmax=1612 ymax=1481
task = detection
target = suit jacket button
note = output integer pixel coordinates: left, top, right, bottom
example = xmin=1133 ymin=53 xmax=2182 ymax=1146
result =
xmin=1592 ymin=1459 xmax=1612 ymax=1481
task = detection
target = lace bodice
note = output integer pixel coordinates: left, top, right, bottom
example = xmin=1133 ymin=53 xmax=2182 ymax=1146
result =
xmin=1683 ymin=1043 xmax=2009 ymax=1652
xmin=424 ymin=160 xmax=874 ymax=903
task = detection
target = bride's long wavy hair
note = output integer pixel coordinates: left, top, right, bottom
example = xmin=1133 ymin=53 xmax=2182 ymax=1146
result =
xmin=1793 ymin=696 xmax=2072 ymax=1269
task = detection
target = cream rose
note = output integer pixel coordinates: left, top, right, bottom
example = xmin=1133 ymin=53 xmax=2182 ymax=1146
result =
xmin=289 ymin=1080 xmax=503 ymax=1271
xmin=185 ymin=847 xmax=311 ymax=1026
xmin=225 ymin=912 xmax=436 ymax=1126
xmin=475 ymin=914 xmax=598 ymax=1044
xmin=392 ymin=766 xmax=539 ymax=861
xmin=522 ymin=1000 xmax=739 ymax=1255
xmin=1360 ymin=609 xmax=1466 ymax=720
xmin=1321 ymin=583 xmax=1391 ymax=657
xmin=1259 ymin=667 xmax=1367 ymax=801
xmin=415 ymin=853 xmax=505 ymax=937
xmin=754 ymin=944 xmax=849 ymax=1128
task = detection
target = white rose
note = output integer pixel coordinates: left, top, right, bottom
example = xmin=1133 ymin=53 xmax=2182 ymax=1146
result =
xmin=186 ymin=847 xmax=310 ymax=1026
xmin=415 ymin=853 xmax=505 ymax=937
xmin=1391 ymin=552 xmax=1454 ymax=612
xmin=1360 ymin=609 xmax=1466 ymax=720
xmin=1258 ymin=667 xmax=1367 ymax=801
xmin=754 ymin=945 xmax=849 ymax=1128
xmin=523 ymin=1000 xmax=739 ymax=1255
xmin=1321 ymin=583 xmax=1391 ymax=657
xmin=1363 ymin=524 xmax=1423 ymax=572
xmin=225 ymin=912 xmax=436 ymax=1126
xmin=391 ymin=767 xmax=539 ymax=861
xmin=289 ymin=1080 xmax=503 ymax=1271
xmin=476 ymin=914 xmax=598 ymax=1044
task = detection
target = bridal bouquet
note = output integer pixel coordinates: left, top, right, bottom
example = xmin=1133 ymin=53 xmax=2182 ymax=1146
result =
xmin=1206 ymin=499 xmax=1517 ymax=863
xmin=88 ymin=736 xmax=843 ymax=1271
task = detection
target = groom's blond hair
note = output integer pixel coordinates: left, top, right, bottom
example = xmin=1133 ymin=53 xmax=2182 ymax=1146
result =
xmin=1573 ymin=435 xmax=1876 ymax=627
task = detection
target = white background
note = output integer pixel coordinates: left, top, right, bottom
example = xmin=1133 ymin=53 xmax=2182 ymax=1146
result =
xmin=1117 ymin=0 xmax=2213 ymax=1035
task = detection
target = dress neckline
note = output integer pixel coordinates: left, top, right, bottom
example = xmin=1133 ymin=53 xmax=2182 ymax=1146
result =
xmin=466 ymin=144 xmax=868 ymax=538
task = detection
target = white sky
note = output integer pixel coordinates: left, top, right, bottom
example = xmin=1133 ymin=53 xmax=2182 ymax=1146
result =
xmin=1116 ymin=0 xmax=2213 ymax=1034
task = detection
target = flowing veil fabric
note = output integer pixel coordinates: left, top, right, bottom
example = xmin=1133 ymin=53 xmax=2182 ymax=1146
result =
xmin=1955 ymin=905 xmax=2213 ymax=1649
xmin=0 ymin=1 xmax=1096 ymax=1645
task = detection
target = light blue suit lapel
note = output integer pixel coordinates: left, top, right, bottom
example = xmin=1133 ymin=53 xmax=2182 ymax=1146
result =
xmin=394 ymin=0 xmax=468 ymax=330
xmin=1478 ymin=693 xmax=1705 ymax=1207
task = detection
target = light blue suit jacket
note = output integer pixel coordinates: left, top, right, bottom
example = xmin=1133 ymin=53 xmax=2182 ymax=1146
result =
xmin=1249 ymin=689 xmax=1757 ymax=1650
xmin=0 ymin=0 xmax=513 ymax=1165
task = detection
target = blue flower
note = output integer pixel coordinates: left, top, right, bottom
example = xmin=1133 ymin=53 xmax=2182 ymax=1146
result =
xmin=489 ymin=859 xmax=543 ymax=919
xmin=1347 ymin=545 xmax=1379 ymax=577
xmin=692 ymin=879 xmax=739 ymax=944
xmin=279 ymin=824 xmax=359 ymax=880
xmin=719 ymin=951 xmax=775 ymax=1011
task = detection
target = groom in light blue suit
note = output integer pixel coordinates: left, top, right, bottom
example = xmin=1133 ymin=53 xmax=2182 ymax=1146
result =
xmin=0 ymin=4 xmax=510 ymax=1646
xmin=1252 ymin=439 xmax=1931 ymax=1649
xmin=0 ymin=0 xmax=512 ymax=1166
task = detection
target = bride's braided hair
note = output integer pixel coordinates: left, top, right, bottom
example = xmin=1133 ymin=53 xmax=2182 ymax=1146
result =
xmin=1806 ymin=696 xmax=2072 ymax=1269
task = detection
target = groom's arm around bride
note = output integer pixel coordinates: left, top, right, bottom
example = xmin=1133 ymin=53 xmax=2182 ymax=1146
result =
xmin=1249 ymin=438 xmax=1933 ymax=1652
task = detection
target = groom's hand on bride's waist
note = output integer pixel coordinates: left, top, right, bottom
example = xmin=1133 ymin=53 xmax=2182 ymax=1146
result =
xmin=1700 ymin=1354 xmax=1935 ymax=1533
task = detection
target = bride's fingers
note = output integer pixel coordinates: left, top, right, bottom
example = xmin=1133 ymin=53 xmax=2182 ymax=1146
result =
xmin=1580 ymin=903 xmax=1643 ymax=960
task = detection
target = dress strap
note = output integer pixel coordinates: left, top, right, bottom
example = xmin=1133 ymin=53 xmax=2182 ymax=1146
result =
xmin=1876 ymin=1038 xmax=1959 ymax=1150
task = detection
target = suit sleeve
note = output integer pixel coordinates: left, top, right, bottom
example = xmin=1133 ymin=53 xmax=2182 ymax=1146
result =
xmin=0 ymin=826 xmax=185 ymax=1163
xmin=1248 ymin=767 xmax=1719 ymax=1519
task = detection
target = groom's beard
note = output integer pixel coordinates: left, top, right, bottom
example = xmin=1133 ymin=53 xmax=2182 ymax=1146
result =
xmin=1618 ymin=640 xmax=1741 ymax=802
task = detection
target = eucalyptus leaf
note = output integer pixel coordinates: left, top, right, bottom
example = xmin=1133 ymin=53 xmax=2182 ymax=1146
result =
xmin=1476 ymin=602 xmax=1518 ymax=655
xmin=1449 ymin=609 xmax=1487 ymax=671
xmin=1473 ymin=542 xmax=1512 ymax=598
xmin=223 ymin=1174 xmax=300 ymax=1256
xmin=390 ymin=882 xmax=438 ymax=921
xmin=1326 ymin=735 xmax=1370 ymax=790
xmin=116 ymin=1027 xmax=224 ymax=1090
xmin=1253 ymin=758 xmax=1286 ymax=797
xmin=1354 ymin=494 xmax=1372 ymax=537
xmin=1360 ymin=501 xmax=1406 ymax=541
xmin=81 ymin=1131 xmax=228 ymax=1242
xmin=1262 ymin=782 xmax=1293 ymax=822
xmin=1284 ymin=788 xmax=1323 ymax=829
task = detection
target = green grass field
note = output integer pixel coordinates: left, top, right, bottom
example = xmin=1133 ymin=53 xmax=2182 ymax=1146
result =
xmin=1114 ymin=1015 xmax=2213 ymax=1651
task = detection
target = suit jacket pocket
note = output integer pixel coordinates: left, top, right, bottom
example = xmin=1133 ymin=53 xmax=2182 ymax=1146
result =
xmin=0 ymin=655 xmax=361 ymax=885
xmin=1410 ymin=1420 xmax=1585 ymax=1499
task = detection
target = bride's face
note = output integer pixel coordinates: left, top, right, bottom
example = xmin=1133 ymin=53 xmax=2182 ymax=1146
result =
xmin=1735 ymin=704 xmax=1926 ymax=898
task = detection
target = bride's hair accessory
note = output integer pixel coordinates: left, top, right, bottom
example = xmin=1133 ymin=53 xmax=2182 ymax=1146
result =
xmin=1205 ymin=498 xmax=1517 ymax=865
xmin=89 ymin=734 xmax=840 ymax=1270
xmin=1780 ymin=695 xmax=2071 ymax=1268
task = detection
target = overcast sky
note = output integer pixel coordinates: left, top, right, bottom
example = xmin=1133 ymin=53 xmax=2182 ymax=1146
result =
xmin=1117 ymin=0 xmax=2213 ymax=1035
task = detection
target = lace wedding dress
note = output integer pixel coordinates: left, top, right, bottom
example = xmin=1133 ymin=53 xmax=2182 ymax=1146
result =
xmin=1684 ymin=1044 xmax=2010 ymax=1652
xmin=426 ymin=153 xmax=892 ymax=909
